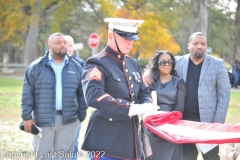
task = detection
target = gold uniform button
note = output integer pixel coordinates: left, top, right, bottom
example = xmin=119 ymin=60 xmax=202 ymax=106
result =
xmin=109 ymin=118 xmax=112 ymax=121
xmin=126 ymin=103 xmax=129 ymax=105
xmin=129 ymin=76 xmax=132 ymax=80
xmin=131 ymin=84 xmax=134 ymax=88
xmin=132 ymin=93 xmax=134 ymax=96
xmin=131 ymin=101 xmax=135 ymax=104
xmin=119 ymin=100 xmax=122 ymax=102
xmin=125 ymin=69 xmax=128 ymax=72
xmin=118 ymin=55 xmax=121 ymax=59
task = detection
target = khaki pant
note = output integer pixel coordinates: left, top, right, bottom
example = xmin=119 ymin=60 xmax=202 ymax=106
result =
xmin=33 ymin=115 xmax=80 ymax=160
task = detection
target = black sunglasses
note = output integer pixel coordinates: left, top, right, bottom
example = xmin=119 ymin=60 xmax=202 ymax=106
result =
xmin=158 ymin=59 xmax=174 ymax=66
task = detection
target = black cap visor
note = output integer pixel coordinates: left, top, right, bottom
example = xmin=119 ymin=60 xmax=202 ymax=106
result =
xmin=113 ymin=29 xmax=139 ymax=40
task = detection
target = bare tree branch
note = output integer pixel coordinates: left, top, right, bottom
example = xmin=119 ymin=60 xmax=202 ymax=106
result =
xmin=41 ymin=1 xmax=68 ymax=17
xmin=85 ymin=0 xmax=105 ymax=25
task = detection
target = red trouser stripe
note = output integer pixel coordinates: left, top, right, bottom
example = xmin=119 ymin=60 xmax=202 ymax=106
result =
xmin=94 ymin=155 xmax=98 ymax=160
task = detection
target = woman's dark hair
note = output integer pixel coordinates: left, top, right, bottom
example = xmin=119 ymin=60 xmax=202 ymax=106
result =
xmin=146 ymin=50 xmax=178 ymax=91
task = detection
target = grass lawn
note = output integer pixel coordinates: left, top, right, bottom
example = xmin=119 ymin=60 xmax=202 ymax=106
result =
xmin=225 ymin=92 xmax=240 ymax=124
xmin=0 ymin=77 xmax=239 ymax=160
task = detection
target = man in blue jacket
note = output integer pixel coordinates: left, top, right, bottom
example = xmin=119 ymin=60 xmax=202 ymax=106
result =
xmin=21 ymin=32 xmax=87 ymax=160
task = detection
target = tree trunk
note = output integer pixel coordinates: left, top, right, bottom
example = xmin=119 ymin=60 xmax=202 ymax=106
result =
xmin=22 ymin=0 xmax=62 ymax=65
xmin=190 ymin=0 xmax=208 ymax=36
xmin=23 ymin=0 xmax=40 ymax=65
xmin=8 ymin=46 xmax=15 ymax=63
xmin=233 ymin=0 xmax=240 ymax=61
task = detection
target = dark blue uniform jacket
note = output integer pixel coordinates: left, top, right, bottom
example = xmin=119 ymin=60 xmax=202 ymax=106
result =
xmin=81 ymin=45 xmax=152 ymax=160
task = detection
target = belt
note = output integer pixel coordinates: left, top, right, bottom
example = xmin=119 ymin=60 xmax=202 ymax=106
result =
xmin=56 ymin=110 xmax=62 ymax=115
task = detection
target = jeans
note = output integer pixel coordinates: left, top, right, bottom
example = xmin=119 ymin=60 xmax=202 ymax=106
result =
xmin=233 ymin=71 xmax=240 ymax=88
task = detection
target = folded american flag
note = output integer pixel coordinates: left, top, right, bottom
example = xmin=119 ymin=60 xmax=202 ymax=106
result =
xmin=143 ymin=111 xmax=240 ymax=144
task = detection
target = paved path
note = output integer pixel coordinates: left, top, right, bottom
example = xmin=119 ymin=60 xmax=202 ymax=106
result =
xmin=231 ymin=88 xmax=240 ymax=92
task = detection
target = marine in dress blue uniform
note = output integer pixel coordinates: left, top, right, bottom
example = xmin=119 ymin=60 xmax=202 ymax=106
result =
xmin=81 ymin=18 xmax=152 ymax=160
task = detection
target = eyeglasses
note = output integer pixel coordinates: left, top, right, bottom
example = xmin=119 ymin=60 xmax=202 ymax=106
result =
xmin=158 ymin=59 xmax=174 ymax=66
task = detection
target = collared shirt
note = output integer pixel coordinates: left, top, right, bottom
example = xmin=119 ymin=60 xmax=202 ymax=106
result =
xmin=48 ymin=53 xmax=69 ymax=110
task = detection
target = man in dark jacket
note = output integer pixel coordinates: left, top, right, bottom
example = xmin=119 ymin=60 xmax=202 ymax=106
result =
xmin=81 ymin=18 xmax=153 ymax=160
xmin=233 ymin=59 xmax=240 ymax=88
xmin=65 ymin=35 xmax=84 ymax=68
xmin=21 ymin=32 xmax=87 ymax=160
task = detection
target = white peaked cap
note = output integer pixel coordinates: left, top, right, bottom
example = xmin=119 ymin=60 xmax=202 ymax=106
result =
xmin=104 ymin=18 xmax=144 ymax=33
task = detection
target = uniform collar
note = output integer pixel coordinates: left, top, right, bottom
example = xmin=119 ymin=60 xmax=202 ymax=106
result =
xmin=105 ymin=45 xmax=125 ymax=61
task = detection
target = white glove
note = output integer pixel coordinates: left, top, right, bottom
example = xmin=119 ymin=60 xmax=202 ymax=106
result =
xmin=128 ymin=103 xmax=160 ymax=117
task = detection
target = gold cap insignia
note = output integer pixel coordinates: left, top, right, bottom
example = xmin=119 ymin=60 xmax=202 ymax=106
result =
xmin=133 ymin=23 xmax=138 ymax=27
